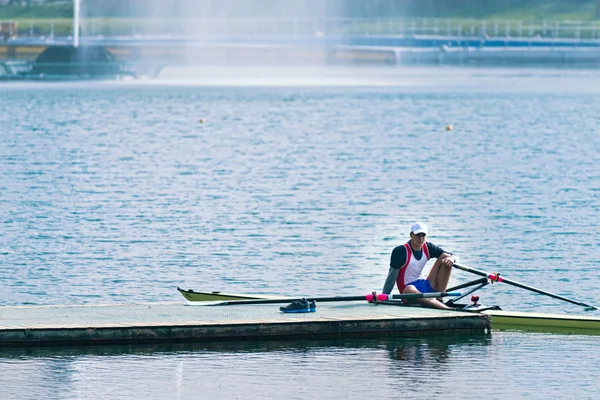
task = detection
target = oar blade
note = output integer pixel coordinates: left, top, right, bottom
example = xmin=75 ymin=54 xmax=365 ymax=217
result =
xmin=454 ymin=263 xmax=597 ymax=311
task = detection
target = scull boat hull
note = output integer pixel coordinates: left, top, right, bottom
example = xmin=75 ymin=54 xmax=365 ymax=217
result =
xmin=176 ymin=287 xmax=287 ymax=302
xmin=482 ymin=310 xmax=600 ymax=334
xmin=177 ymin=288 xmax=600 ymax=334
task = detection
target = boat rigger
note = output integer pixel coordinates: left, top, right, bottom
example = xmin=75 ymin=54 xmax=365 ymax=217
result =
xmin=177 ymin=260 xmax=599 ymax=336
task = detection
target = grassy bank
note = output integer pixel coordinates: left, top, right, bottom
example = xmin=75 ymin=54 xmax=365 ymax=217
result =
xmin=411 ymin=0 xmax=599 ymax=20
xmin=0 ymin=4 xmax=71 ymax=20
xmin=1 ymin=1 xmax=599 ymax=39
xmin=1 ymin=1 xmax=599 ymax=20
xmin=7 ymin=17 xmax=599 ymax=40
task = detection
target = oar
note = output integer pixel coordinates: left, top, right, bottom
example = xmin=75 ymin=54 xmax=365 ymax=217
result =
xmin=204 ymin=292 xmax=462 ymax=306
xmin=453 ymin=263 xmax=598 ymax=311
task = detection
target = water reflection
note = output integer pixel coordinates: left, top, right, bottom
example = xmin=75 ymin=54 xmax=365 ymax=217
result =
xmin=0 ymin=334 xmax=491 ymax=398
xmin=0 ymin=332 xmax=491 ymax=359
xmin=1 ymin=332 xmax=598 ymax=399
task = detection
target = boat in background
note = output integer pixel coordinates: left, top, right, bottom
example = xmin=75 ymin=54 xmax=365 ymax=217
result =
xmin=0 ymin=45 xmax=163 ymax=81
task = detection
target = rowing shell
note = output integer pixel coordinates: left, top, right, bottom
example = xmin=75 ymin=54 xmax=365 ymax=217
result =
xmin=176 ymin=287 xmax=289 ymax=302
xmin=481 ymin=310 xmax=600 ymax=334
xmin=176 ymin=288 xmax=600 ymax=335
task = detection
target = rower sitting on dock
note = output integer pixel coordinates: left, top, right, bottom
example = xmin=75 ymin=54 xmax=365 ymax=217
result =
xmin=382 ymin=222 xmax=458 ymax=310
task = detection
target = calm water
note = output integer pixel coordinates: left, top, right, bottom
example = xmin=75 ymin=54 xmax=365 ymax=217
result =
xmin=1 ymin=67 xmax=600 ymax=399
xmin=0 ymin=333 xmax=599 ymax=400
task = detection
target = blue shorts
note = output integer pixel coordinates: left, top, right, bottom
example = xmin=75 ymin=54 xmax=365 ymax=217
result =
xmin=406 ymin=279 xmax=436 ymax=294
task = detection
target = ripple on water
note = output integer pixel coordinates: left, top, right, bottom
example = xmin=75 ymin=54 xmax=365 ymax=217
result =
xmin=0 ymin=70 xmax=599 ymax=398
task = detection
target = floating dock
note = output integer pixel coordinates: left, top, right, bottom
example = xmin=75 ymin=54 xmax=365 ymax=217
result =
xmin=0 ymin=301 xmax=490 ymax=347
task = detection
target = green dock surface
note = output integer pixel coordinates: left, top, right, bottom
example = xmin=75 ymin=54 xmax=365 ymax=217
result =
xmin=0 ymin=301 xmax=490 ymax=347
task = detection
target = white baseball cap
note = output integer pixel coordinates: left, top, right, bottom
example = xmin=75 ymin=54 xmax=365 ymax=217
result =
xmin=411 ymin=222 xmax=428 ymax=235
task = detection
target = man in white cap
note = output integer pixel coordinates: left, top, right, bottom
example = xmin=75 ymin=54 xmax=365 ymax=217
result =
xmin=382 ymin=222 xmax=458 ymax=309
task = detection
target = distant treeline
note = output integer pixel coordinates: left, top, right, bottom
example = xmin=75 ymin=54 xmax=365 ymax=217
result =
xmin=1 ymin=0 xmax=599 ymax=19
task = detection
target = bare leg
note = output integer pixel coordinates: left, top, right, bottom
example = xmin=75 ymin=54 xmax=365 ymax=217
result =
xmin=427 ymin=257 xmax=453 ymax=293
xmin=402 ymin=285 xmax=452 ymax=310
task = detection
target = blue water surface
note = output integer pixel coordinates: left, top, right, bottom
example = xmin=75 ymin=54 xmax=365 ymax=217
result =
xmin=0 ymin=66 xmax=599 ymax=399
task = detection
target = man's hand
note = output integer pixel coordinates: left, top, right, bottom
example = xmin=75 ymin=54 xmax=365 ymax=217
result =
xmin=442 ymin=255 xmax=456 ymax=267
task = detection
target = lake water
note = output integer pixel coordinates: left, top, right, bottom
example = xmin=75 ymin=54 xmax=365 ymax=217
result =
xmin=1 ymin=66 xmax=599 ymax=399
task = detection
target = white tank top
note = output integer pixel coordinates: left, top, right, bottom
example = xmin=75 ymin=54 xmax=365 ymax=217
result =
xmin=396 ymin=242 xmax=430 ymax=291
